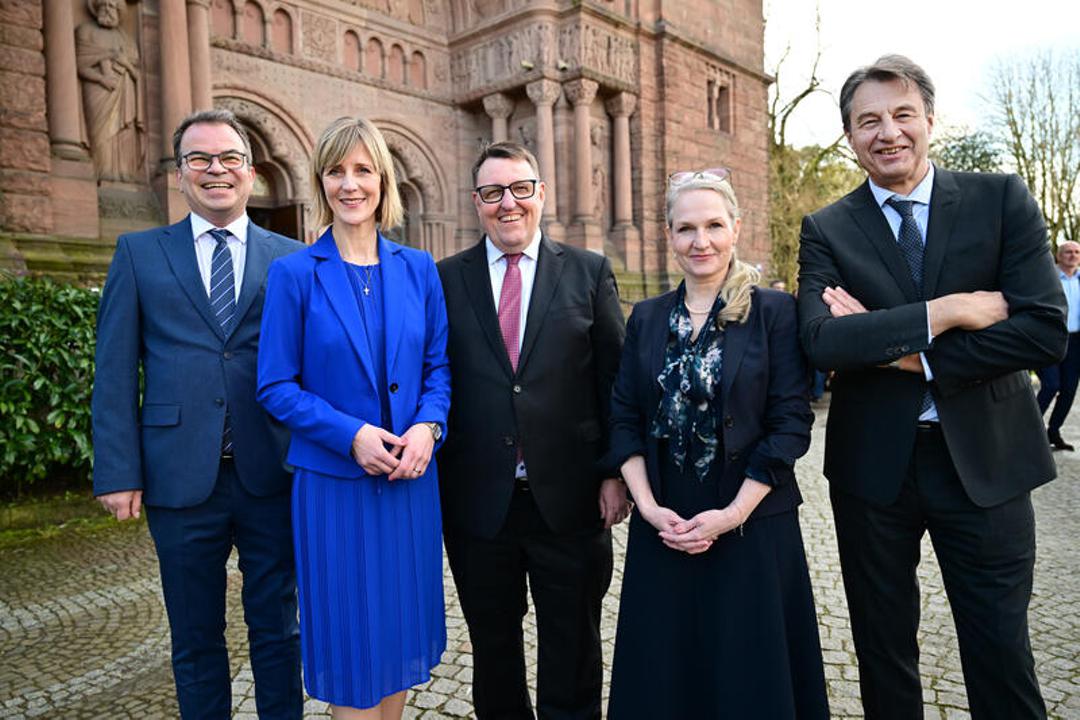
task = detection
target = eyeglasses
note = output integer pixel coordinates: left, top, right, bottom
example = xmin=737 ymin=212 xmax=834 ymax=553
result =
xmin=668 ymin=167 xmax=732 ymax=185
xmin=475 ymin=179 xmax=539 ymax=204
xmin=181 ymin=151 xmax=249 ymax=171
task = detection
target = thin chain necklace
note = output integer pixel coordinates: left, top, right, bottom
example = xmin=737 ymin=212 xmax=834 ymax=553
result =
xmin=350 ymin=263 xmax=377 ymax=297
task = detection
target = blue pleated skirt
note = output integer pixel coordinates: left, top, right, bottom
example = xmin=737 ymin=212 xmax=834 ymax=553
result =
xmin=292 ymin=466 xmax=446 ymax=708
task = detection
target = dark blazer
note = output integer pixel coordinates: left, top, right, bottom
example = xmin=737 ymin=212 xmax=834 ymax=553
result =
xmin=608 ymin=287 xmax=813 ymax=518
xmin=798 ymin=169 xmax=1067 ymax=507
xmin=437 ymin=235 xmax=625 ymax=538
xmin=92 ymin=217 xmax=302 ymax=507
xmin=256 ymin=229 xmax=450 ymax=478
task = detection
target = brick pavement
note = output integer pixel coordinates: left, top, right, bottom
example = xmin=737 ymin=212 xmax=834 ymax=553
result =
xmin=1 ymin=405 xmax=1077 ymax=719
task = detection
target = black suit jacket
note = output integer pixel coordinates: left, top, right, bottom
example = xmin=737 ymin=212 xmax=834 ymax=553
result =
xmin=607 ymin=287 xmax=813 ymax=519
xmin=437 ymin=236 xmax=625 ymax=538
xmin=797 ymin=169 xmax=1067 ymax=507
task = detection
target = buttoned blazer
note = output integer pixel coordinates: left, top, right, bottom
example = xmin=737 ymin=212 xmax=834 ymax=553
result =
xmin=92 ymin=218 xmax=302 ymax=507
xmin=436 ymin=236 xmax=625 ymax=539
xmin=798 ymin=169 xmax=1067 ymax=507
xmin=607 ymin=287 xmax=813 ymax=519
xmin=256 ymin=230 xmax=450 ymax=479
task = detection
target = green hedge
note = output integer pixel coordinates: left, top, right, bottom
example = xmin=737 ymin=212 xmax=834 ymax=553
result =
xmin=0 ymin=274 xmax=98 ymax=494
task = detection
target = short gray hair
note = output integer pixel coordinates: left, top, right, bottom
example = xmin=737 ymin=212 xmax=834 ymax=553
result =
xmin=839 ymin=55 xmax=935 ymax=133
xmin=172 ymin=109 xmax=253 ymax=162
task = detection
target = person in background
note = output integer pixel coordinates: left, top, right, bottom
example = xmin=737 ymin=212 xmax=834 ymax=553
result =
xmin=1036 ymin=240 xmax=1080 ymax=451
xmin=257 ymin=116 xmax=450 ymax=720
xmin=606 ymin=168 xmax=828 ymax=719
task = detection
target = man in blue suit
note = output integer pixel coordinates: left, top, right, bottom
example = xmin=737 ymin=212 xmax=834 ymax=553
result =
xmin=92 ymin=108 xmax=304 ymax=719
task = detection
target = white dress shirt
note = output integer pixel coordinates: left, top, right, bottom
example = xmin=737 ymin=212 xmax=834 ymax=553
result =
xmin=191 ymin=212 xmax=249 ymax=302
xmin=1058 ymin=267 xmax=1080 ymax=333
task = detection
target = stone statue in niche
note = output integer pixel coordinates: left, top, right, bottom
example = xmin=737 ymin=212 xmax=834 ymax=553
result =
xmin=591 ymin=123 xmax=608 ymax=222
xmin=76 ymin=0 xmax=145 ymax=182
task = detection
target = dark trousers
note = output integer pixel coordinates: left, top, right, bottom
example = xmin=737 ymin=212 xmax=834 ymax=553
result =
xmin=146 ymin=459 xmax=302 ymax=720
xmin=831 ymin=427 xmax=1046 ymax=720
xmin=444 ymin=487 xmax=613 ymax=720
xmin=1036 ymin=331 xmax=1080 ymax=434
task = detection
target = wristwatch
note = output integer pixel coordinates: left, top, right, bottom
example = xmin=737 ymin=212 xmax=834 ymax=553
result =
xmin=424 ymin=422 xmax=443 ymax=441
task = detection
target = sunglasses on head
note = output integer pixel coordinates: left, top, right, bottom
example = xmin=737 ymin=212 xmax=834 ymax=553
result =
xmin=668 ymin=167 xmax=732 ymax=185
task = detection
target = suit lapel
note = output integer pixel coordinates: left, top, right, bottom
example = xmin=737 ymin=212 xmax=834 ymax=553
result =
xmin=847 ymin=183 xmax=922 ymax=301
xmin=461 ymin=241 xmax=515 ymax=378
xmin=232 ymin=223 xmax=271 ymax=340
xmin=311 ymin=230 xmax=379 ymax=392
xmin=922 ymin=168 xmax=961 ymax=299
xmin=381 ymin=235 xmax=406 ymax=376
xmin=518 ymin=236 xmax=565 ymax=373
xmin=720 ymin=293 xmax=753 ymax=402
xmin=648 ymin=292 xmax=677 ymax=393
xmin=158 ymin=217 xmax=226 ymax=342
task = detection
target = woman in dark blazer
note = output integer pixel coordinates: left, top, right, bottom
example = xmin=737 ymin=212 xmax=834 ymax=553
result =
xmin=257 ymin=117 xmax=450 ymax=719
xmin=606 ymin=169 xmax=828 ymax=719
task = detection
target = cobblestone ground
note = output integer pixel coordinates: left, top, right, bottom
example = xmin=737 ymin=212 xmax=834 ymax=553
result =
xmin=2 ymin=405 xmax=1078 ymax=719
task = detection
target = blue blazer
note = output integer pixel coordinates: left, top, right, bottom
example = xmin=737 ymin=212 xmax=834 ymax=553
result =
xmin=92 ymin=217 xmax=303 ymax=507
xmin=607 ymin=287 xmax=814 ymax=520
xmin=257 ymin=229 xmax=450 ymax=479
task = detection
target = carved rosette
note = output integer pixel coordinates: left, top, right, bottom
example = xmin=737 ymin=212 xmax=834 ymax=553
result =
xmin=563 ymin=78 xmax=598 ymax=107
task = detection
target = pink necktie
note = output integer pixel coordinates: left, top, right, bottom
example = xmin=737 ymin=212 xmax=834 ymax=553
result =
xmin=498 ymin=253 xmax=523 ymax=371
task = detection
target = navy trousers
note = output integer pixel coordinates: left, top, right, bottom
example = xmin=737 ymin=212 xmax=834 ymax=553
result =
xmin=146 ymin=459 xmax=302 ymax=719
xmin=1036 ymin=331 xmax=1080 ymax=435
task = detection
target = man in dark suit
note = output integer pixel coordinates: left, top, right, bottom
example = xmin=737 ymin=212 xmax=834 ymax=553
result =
xmin=92 ymin=109 xmax=303 ymax=719
xmin=437 ymin=142 xmax=627 ymax=719
xmin=1036 ymin=240 xmax=1080 ymax=450
xmin=797 ymin=55 xmax=1066 ymax=719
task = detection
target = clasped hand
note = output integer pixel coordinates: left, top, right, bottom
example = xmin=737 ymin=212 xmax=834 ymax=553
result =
xmin=351 ymin=423 xmax=435 ymax=480
xmin=641 ymin=504 xmax=745 ymax=555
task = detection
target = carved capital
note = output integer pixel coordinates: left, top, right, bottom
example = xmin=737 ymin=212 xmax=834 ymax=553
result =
xmin=186 ymin=0 xmax=211 ymax=8
xmin=526 ymin=79 xmax=561 ymax=108
xmin=605 ymin=92 xmax=637 ymax=118
xmin=563 ymin=78 xmax=599 ymax=107
xmin=482 ymin=92 xmax=514 ymax=119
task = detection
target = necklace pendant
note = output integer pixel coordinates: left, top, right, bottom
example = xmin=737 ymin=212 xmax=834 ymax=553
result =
xmin=363 ymin=286 xmax=371 ymax=296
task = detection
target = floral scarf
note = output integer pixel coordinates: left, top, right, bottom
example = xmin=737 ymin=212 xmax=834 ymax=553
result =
xmin=650 ymin=283 xmax=725 ymax=482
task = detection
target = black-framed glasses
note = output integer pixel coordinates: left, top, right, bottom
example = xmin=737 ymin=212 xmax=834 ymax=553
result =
xmin=475 ymin=179 xmax=538 ymax=204
xmin=182 ymin=150 xmax=249 ymax=171
xmin=668 ymin=167 xmax=732 ymax=185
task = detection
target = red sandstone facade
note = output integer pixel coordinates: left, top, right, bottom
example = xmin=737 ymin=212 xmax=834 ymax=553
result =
xmin=1 ymin=0 xmax=768 ymax=295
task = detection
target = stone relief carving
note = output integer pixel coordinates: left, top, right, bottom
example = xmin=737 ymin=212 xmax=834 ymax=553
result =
xmin=558 ymin=23 xmax=636 ymax=86
xmin=590 ymin=122 xmax=607 ymax=221
xmin=301 ymin=11 xmax=337 ymax=63
xmin=75 ymin=0 xmax=145 ymax=182
xmin=451 ymin=22 xmax=554 ymax=94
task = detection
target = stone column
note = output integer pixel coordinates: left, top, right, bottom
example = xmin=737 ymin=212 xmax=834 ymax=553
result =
xmin=187 ymin=0 xmax=213 ymax=111
xmin=526 ymin=79 xmax=562 ymax=239
xmin=43 ymin=0 xmax=86 ymax=158
xmin=563 ymin=79 xmax=602 ymax=252
xmin=482 ymin=92 xmax=513 ymax=143
xmin=605 ymin=92 xmax=640 ymax=271
xmin=158 ymin=0 xmax=194 ymax=222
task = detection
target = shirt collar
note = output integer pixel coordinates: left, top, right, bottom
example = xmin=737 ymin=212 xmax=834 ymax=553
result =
xmin=1059 ymin=266 xmax=1079 ymax=281
xmin=485 ymin=230 xmax=542 ymax=266
xmin=190 ymin=212 xmax=250 ymax=244
xmin=869 ymin=162 xmax=935 ymax=209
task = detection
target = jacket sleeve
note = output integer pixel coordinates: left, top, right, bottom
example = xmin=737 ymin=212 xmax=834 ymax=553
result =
xmin=744 ymin=292 xmax=814 ymax=486
xmin=256 ymin=259 xmax=365 ymax=456
xmin=91 ymin=236 xmax=144 ymax=496
xmin=412 ymin=253 xmax=451 ymax=449
xmin=797 ymin=212 xmax=930 ymax=372
xmin=925 ymin=174 xmax=1066 ymax=395
xmin=591 ymin=256 xmax=627 ymax=478
xmin=605 ymin=306 xmax=647 ymax=473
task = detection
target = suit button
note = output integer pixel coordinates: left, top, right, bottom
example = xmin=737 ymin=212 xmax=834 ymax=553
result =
xmin=728 ymin=451 xmax=740 ymax=461
xmin=513 ymin=384 xmax=522 ymax=394
xmin=900 ymin=345 xmax=910 ymax=352
xmin=389 ymin=383 xmax=399 ymax=393
xmin=503 ymin=436 xmax=515 ymax=446
xmin=724 ymin=416 xmax=734 ymax=428
xmin=215 ymin=398 xmax=224 ymax=406
xmin=223 ymin=351 xmax=233 ymax=360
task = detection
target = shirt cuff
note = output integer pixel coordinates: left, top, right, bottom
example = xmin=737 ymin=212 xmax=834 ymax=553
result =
xmin=919 ymin=352 xmax=934 ymax=381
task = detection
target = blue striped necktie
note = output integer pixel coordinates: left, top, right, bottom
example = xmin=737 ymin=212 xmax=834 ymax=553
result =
xmin=208 ymin=228 xmax=235 ymax=455
xmin=885 ymin=197 xmax=933 ymax=415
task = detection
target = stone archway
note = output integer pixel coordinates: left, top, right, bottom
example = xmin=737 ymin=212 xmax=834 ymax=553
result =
xmin=214 ymin=87 xmax=315 ymax=240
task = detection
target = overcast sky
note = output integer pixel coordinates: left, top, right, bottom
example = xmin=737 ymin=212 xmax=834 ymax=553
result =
xmin=763 ymin=0 xmax=1080 ymax=148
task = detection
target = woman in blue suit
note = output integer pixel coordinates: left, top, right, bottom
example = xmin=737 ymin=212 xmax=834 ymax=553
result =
xmin=605 ymin=169 xmax=828 ymax=718
xmin=257 ymin=116 xmax=450 ymax=720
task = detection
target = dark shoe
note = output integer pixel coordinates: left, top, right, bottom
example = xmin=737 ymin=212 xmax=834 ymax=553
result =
xmin=1048 ymin=431 xmax=1074 ymax=451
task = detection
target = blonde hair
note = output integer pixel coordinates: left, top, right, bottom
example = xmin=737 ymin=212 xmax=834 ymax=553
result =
xmin=665 ymin=174 xmax=760 ymax=326
xmin=311 ymin=116 xmax=403 ymax=230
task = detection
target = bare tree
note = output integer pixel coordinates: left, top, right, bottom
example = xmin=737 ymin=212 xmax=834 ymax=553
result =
xmin=989 ymin=50 xmax=1080 ymax=247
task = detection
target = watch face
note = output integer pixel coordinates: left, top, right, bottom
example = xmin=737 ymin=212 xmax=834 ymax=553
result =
xmin=429 ymin=422 xmax=443 ymax=441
